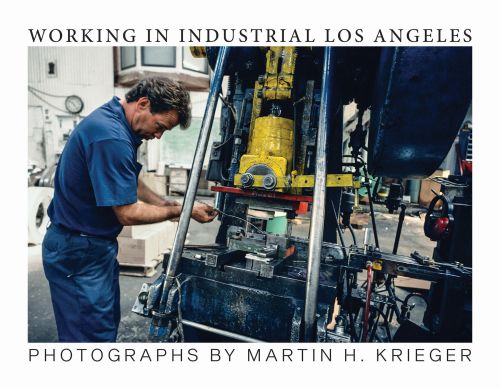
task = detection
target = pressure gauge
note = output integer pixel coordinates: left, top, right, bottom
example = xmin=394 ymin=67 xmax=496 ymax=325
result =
xmin=65 ymin=95 xmax=84 ymax=114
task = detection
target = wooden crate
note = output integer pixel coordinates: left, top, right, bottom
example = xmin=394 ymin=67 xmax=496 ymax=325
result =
xmin=119 ymin=256 xmax=162 ymax=277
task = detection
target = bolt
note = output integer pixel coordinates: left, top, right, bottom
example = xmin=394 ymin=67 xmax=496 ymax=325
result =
xmin=263 ymin=174 xmax=277 ymax=190
xmin=240 ymin=173 xmax=254 ymax=188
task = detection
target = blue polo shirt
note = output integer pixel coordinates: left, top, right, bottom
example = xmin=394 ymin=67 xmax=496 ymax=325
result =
xmin=48 ymin=97 xmax=143 ymax=238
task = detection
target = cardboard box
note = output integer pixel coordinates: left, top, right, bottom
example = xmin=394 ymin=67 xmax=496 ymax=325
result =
xmin=394 ymin=276 xmax=431 ymax=290
xmin=117 ymin=221 xmax=178 ymax=266
xmin=139 ymin=171 xmax=167 ymax=197
xmin=117 ymin=230 xmax=160 ymax=266
xmin=418 ymin=169 xmax=450 ymax=207
xmin=119 ymin=220 xmax=175 ymax=239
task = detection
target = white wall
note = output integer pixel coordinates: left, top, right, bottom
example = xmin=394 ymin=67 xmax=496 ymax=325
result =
xmin=28 ymin=47 xmax=114 ymax=167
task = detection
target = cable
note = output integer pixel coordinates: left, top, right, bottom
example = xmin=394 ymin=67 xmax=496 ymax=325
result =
xmin=403 ymin=292 xmax=428 ymax=308
xmin=218 ymin=93 xmax=237 ymax=122
xmin=199 ymin=201 xmax=268 ymax=235
xmin=28 ymin=88 xmax=70 ymax=114
xmin=212 ymin=134 xmax=234 ymax=149
xmin=362 ymin=264 xmax=373 ymax=342
xmin=28 ymin=85 xmax=69 ymax=98
xmin=363 ymin=165 xmax=380 ymax=249
xmin=175 ymin=277 xmax=185 ymax=342
xmin=368 ymin=306 xmax=392 ymax=342
xmin=330 ymin=199 xmax=347 ymax=256
xmin=347 ymin=224 xmax=357 ymax=246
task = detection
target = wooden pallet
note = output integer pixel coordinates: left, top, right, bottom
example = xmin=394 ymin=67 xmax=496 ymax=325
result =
xmin=119 ymin=256 xmax=162 ymax=277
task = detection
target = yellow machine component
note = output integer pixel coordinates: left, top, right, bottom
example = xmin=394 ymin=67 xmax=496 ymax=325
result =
xmin=263 ymin=47 xmax=297 ymax=100
xmin=234 ymin=173 xmax=355 ymax=190
xmin=247 ymin=116 xmax=294 ymax=168
xmin=189 ymin=47 xmax=206 ymax=58
xmin=234 ymin=174 xmax=289 ymax=188
xmin=239 ymin=47 xmax=298 ymax=191
xmin=248 ymin=80 xmax=264 ymax=152
xmin=292 ymin=174 xmax=354 ymax=188
xmin=238 ymin=116 xmax=294 ymax=190
xmin=372 ymin=260 xmax=383 ymax=271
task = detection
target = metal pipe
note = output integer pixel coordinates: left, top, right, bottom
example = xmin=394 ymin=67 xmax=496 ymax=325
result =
xmin=159 ymin=47 xmax=231 ymax=310
xmin=392 ymin=203 xmax=407 ymax=254
xmin=303 ymin=47 xmax=335 ymax=342
xmin=181 ymin=319 xmax=264 ymax=343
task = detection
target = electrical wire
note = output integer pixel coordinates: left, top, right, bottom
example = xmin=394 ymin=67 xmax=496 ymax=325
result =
xmin=28 ymin=85 xmax=70 ymax=98
xmin=362 ymin=264 xmax=373 ymax=342
xmin=198 ymin=201 xmax=268 ymax=235
xmin=368 ymin=306 xmax=392 ymax=342
xmin=347 ymin=224 xmax=357 ymax=246
xmin=403 ymin=292 xmax=428 ymax=308
xmin=218 ymin=93 xmax=237 ymax=122
xmin=330 ymin=199 xmax=347 ymax=257
xmin=28 ymin=87 xmax=70 ymax=114
xmin=175 ymin=277 xmax=185 ymax=342
xmin=212 ymin=134 xmax=234 ymax=149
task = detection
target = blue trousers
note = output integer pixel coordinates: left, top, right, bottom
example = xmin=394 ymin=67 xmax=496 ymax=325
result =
xmin=42 ymin=224 xmax=120 ymax=342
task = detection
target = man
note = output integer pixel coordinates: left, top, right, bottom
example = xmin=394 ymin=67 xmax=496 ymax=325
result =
xmin=42 ymin=77 xmax=217 ymax=342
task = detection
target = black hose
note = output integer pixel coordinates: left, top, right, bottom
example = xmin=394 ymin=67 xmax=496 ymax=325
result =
xmin=368 ymin=306 xmax=392 ymax=342
xmin=347 ymin=224 xmax=357 ymax=246
xmin=403 ymin=292 xmax=428 ymax=307
xmin=330 ymin=199 xmax=347 ymax=255
xmin=392 ymin=204 xmax=407 ymax=255
xmin=363 ymin=166 xmax=380 ymax=249
xmin=372 ymin=176 xmax=381 ymax=199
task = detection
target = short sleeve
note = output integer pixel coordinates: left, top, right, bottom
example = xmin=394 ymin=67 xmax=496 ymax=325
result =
xmin=86 ymin=139 xmax=139 ymax=206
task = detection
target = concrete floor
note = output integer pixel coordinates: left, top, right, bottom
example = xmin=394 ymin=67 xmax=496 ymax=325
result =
xmin=28 ymin=197 xmax=434 ymax=342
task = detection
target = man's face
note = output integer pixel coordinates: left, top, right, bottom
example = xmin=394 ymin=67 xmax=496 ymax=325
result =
xmin=131 ymin=97 xmax=180 ymax=140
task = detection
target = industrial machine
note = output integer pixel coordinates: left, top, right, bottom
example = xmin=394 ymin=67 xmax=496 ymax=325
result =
xmin=132 ymin=46 xmax=472 ymax=342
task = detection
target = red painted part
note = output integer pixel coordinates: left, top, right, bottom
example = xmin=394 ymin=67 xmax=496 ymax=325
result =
xmin=211 ymin=186 xmax=314 ymax=202
xmin=432 ymin=217 xmax=449 ymax=239
xmin=461 ymin=160 xmax=472 ymax=174
xmin=296 ymin=201 xmax=310 ymax=214
xmin=211 ymin=186 xmax=313 ymax=214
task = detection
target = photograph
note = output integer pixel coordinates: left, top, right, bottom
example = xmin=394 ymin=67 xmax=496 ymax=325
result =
xmin=27 ymin=45 xmax=472 ymax=344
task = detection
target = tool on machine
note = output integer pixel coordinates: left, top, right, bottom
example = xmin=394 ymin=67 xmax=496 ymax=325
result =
xmin=132 ymin=46 xmax=472 ymax=343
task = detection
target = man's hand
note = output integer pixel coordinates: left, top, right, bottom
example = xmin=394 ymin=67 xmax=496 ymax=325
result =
xmin=191 ymin=203 xmax=218 ymax=223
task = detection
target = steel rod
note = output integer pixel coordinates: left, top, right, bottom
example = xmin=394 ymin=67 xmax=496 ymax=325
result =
xmin=304 ymin=47 xmax=335 ymax=342
xmin=181 ymin=319 xmax=264 ymax=343
xmin=159 ymin=47 xmax=231 ymax=309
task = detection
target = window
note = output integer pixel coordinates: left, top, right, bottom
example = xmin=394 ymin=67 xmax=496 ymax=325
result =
xmin=141 ymin=47 xmax=176 ymax=67
xmin=120 ymin=47 xmax=136 ymax=70
xmin=182 ymin=47 xmax=208 ymax=74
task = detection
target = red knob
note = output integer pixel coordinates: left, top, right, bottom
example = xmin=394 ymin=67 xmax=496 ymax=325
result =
xmin=432 ymin=217 xmax=449 ymax=239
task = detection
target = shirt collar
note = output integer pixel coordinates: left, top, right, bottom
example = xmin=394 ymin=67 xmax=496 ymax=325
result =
xmin=110 ymin=96 xmax=143 ymax=147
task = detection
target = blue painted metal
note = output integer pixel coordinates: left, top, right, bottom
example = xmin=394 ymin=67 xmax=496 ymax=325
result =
xmin=368 ymin=47 xmax=472 ymax=178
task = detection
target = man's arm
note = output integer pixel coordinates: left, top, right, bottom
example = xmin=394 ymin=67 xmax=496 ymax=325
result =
xmin=137 ymin=178 xmax=179 ymax=206
xmin=113 ymin=202 xmax=216 ymax=226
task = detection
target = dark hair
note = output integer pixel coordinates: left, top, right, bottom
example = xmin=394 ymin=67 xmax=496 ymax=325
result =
xmin=125 ymin=77 xmax=191 ymax=129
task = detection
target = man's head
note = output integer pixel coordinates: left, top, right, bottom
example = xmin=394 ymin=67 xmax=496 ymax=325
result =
xmin=124 ymin=77 xmax=191 ymax=140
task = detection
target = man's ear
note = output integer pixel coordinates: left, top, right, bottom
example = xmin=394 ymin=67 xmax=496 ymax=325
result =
xmin=136 ymin=97 xmax=150 ymax=111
